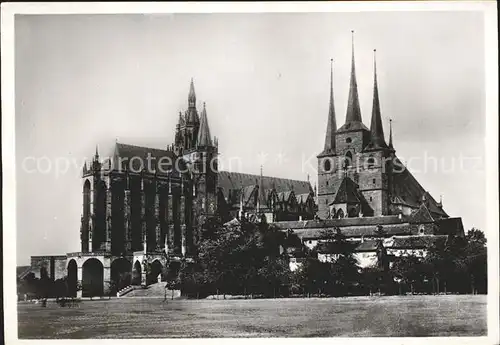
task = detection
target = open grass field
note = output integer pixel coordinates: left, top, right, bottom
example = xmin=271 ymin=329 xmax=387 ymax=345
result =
xmin=17 ymin=295 xmax=486 ymax=338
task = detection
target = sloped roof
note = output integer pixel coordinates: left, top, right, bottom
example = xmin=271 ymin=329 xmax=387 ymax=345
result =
xmin=218 ymin=171 xmax=311 ymax=200
xmin=392 ymin=162 xmax=448 ymax=218
xmin=274 ymin=215 xmax=407 ymax=230
xmin=277 ymin=191 xmax=293 ymax=203
xmin=17 ymin=266 xmax=32 ymax=279
xmin=296 ymin=193 xmax=312 ymax=204
xmin=409 ymin=203 xmax=435 ymax=223
xmin=109 ymin=142 xmax=181 ymax=175
xmin=291 ymin=223 xmax=412 ymax=239
xmin=337 ymin=121 xmax=370 ymax=133
xmin=388 ymin=235 xmax=448 ymax=249
xmin=437 ymin=217 xmax=465 ymax=237
xmin=330 ymin=177 xmax=362 ymax=204
xmin=355 ymin=240 xmax=381 ymax=252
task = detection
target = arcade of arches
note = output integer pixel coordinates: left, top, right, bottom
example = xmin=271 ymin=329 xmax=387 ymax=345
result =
xmin=66 ymin=255 xmax=172 ymax=297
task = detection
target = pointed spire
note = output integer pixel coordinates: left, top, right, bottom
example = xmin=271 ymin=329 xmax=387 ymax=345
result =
xmin=367 ymin=49 xmax=388 ymax=150
xmin=345 ymin=30 xmax=363 ymax=125
xmin=95 ymin=145 xmax=99 ymax=159
xmin=197 ymin=102 xmax=213 ymax=147
xmin=188 ymin=78 xmax=196 ymax=108
xmin=389 ymin=118 xmax=394 ymax=149
xmin=322 ymin=58 xmax=337 ymax=154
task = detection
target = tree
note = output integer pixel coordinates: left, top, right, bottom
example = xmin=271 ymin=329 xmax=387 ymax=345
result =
xmin=464 ymin=228 xmax=487 ymax=294
xmin=316 ymin=227 xmax=359 ymax=296
xmin=391 ymin=255 xmax=424 ymax=294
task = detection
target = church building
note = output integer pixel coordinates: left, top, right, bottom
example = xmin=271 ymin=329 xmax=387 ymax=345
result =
xmin=28 ymin=34 xmax=464 ymax=297
xmin=274 ymin=34 xmax=464 ymax=269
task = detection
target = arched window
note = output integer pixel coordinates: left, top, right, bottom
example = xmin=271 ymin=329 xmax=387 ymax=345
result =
xmin=366 ymin=156 xmax=376 ymax=169
xmin=343 ymin=151 xmax=353 ymax=169
xmin=336 ymin=209 xmax=344 ymax=219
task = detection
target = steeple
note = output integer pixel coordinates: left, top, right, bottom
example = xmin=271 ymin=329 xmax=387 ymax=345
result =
xmin=388 ymin=119 xmax=394 ymax=150
xmin=338 ymin=31 xmax=368 ymax=133
xmin=196 ymin=102 xmax=213 ymax=147
xmin=322 ymin=58 xmax=337 ymax=154
xmin=188 ymin=78 xmax=196 ymax=108
xmin=366 ymin=49 xmax=388 ymax=150
xmin=346 ymin=31 xmax=362 ymax=123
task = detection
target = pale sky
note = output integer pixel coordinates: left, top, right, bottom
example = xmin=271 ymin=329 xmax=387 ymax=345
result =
xmin=15 ymin=12 xmax=485 ymax=265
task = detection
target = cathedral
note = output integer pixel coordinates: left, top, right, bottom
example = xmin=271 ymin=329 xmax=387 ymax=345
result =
xmin=28 ymin=36 xmax=464 ymax=297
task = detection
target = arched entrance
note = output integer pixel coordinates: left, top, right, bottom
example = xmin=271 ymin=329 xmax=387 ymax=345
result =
xmin=132 ymin=260 xmax=142 ymax=285
xmin=147 ymin=260 xmax=164 ymax=285
xmin=110 ymin=258 xmax=131 ymax=293
xmin=82 ymin=258 xmax=104 ymax=297
xmin=67 ymin=260 xmax=78 ymax=297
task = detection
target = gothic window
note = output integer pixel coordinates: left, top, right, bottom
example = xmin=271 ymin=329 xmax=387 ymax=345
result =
xmin=336 ymin=209 xmax=344 ymax=218
xmin=344 ymin=151 xmax=353 ymax=168
xmin=367 ymin=156 xmax=376 ymax=169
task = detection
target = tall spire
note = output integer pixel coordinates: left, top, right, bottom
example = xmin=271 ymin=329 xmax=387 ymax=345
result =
xmin=196 ymin=102 xmax=213 ymax=147
xmin=188 ymin=78 xmax=196 ymax=108
xmin=322 ymin=58 xmax=337 ymax=154
xmin=366 ymin=49 xmax=388 ymax=150
xmin=388 ymin=118 xmax=394 ymax=149
xmin=345 ymin=30 xmax=363 ymax=125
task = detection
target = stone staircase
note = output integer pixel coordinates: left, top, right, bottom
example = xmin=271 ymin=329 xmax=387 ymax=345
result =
xmin=122 ymin=282 xmax=181 ymax=298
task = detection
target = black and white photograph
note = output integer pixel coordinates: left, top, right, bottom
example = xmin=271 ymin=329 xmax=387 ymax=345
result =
xmin=2 ymin=1 xmax=498 ymax=343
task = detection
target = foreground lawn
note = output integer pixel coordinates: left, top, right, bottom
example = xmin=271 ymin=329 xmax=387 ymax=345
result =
xmin=17 ymin=295 xmax=486 ymax=338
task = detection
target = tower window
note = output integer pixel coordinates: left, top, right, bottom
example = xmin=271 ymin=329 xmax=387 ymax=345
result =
xmin=373 ymin=179 xmax=376 ymax=184
xmin=370 ymin=197 xmax=373 ymax=202
xmin=323 ymin=159 xmax=332 ymax=172
xmin=346 ymin=137 xmax=352 ymax=143
xmin=326 ymin=181 xmax=329 ymax=186
xmin=366 ymin=156 xmax=376 ymax=169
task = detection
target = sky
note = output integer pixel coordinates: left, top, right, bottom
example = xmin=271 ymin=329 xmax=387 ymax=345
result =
xmin=15 ymin=12 xmax=486 ymax=265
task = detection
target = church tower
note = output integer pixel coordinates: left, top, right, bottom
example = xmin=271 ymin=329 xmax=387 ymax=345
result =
xmin=174 ymin=79 xmax=200 ymax=155
xmin=317 ymin=58 xmax=339 ymax=219
xmin=357 ymin=49 xmax=393 ymax=216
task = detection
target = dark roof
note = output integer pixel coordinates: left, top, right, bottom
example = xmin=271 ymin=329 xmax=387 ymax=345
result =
xmin=355 ymin=240 xmax=381 ymax=252
xmin=274 ymin=215 xmax=407 ymax=230
xmin=17 ymin=266 xmax=31 ymax=279
xmin=437 ymin=217 xmax=465 ymax=237
xmin=392 ymin=163 xmax=448 ymax=218
xmin=387 ymin=235 xmax=448 ymax=249
xmin=330 ymin=177 xmax=362 ymax=204
xmin=290 ymin=223 xmax=411 ymax=239
xmin=109 ymin=142 xmax=180 ymax=175
xmin=196 ymin=103 xmax=212 ymax=147
xmin=409 ymin=203 xmax=435 ymax=223
xmin=218 ymin=171 xmax=311 ymax=200
xmin=337 ymin=121 xmax=369 ymax=133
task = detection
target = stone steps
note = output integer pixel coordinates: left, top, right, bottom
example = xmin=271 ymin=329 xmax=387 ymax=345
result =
xmin=123 ymin=282 xmax=181 ymax=299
